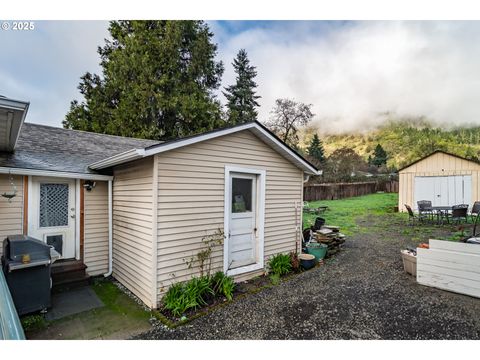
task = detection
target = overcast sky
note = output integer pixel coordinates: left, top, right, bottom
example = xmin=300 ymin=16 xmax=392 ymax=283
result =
xmin=1 ymin=20 xmax=480 ymax=133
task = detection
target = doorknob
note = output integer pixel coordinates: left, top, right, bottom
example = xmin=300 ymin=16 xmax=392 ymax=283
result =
xmin=70 ymin=214 xmax=76 ymax=219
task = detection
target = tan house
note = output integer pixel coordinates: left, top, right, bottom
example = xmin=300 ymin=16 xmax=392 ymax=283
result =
xmin=0 ymin=96 xmax=319 ymax=309
xmin=398 ymin=150 xmax=480 ymax=212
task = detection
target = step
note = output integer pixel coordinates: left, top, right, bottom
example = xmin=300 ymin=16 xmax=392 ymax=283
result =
xmin=51 ymin=259 xmax=87 ymax=275
xmin=51 ymin=259 xmax=90 ymax=292
xmin=52 ymin=275 xmax=91 ymax=293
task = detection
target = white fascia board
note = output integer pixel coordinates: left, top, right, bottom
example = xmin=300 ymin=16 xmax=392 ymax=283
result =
xmin=88 ymin=122 xmax=320 ymax=175
xmin=88 ymin=148 xmax=145 ymax=170
xmin=0 ymin=167 xmax=113 ymax=181
xmin=0 ymin=97 xmax=29 ymax=112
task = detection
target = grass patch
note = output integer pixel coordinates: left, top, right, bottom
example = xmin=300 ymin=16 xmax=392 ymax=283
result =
xmin=303 ymin=193 xmax=399 ymax=234
xmin=25 ymin=279 xmax=152 ymax=340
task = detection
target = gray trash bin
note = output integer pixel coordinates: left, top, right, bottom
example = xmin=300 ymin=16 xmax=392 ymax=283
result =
xmin=1 ymin=235 xmax=52 ymax=315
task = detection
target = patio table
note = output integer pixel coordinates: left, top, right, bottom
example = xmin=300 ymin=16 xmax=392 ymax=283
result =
xmin=429 ymin=206 xmax=452 ymax=225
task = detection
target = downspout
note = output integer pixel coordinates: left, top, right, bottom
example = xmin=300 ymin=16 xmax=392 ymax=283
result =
xmin=104 ymin=179 xmax=113 ymax=277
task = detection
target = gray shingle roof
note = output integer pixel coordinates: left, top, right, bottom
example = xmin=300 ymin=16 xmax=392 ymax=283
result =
xmin=0 ymin=123 xmax=161 ymax=174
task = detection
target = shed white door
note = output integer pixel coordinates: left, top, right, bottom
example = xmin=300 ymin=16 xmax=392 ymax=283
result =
xmin=28 ymin=177 xmax=76 ymax=259
xmin=414 ymin=175 xmax=472 ymax=209
xmin=227 ymin=173 xmax=257 ymax=269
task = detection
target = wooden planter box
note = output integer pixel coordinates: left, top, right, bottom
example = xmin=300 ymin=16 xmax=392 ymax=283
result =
xmin=417 ymin=239 xmax=480 ymax=298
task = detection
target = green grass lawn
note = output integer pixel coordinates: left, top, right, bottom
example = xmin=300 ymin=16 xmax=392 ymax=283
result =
xmin=303 ymin=193 xmax=399 ymax=235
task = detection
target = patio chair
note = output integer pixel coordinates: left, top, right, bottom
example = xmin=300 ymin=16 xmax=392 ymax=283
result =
xmin=417 ymin=200 xmax=434 ymax=222
xmin=448 ymin=204 xmax=469 ymax=224
xmin=470 ymin=201 xmax=480 ymax=223
xmin=405 ymin=204 xmax=427 ymax=225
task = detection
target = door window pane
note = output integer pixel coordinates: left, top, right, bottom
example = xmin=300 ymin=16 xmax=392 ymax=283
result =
xmin=232 ymin=178 xmax=252 ymax=213
xmin=40 ymin=183 xmax=69 ymax=227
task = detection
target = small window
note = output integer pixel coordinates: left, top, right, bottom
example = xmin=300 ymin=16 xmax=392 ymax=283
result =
xmin=232 ymin=178 xmax=252 ymax=213
xmin=40 ymin=183 xmax=69 ymax=227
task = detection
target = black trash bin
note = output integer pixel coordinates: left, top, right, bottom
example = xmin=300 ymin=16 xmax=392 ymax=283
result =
xmin=1 ymin=235 xmax=52 ymax=315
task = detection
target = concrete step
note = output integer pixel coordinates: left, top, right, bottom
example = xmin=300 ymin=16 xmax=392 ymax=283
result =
xmin=51 ymin=259 xmax=89 ymax=292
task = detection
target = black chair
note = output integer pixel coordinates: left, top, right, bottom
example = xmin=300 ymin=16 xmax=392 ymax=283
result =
xmin=470 ymin=201 xmax=480 ymax=223
xmin=448 ymin=204 xmax=469 ymax=224
xmin=405 ymin=204 xmax=427 ymax=225
xmin=417 ymin=200 xmax=434 ymax=222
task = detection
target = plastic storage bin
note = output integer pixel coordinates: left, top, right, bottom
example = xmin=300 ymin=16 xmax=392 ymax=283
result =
xmin=401 ymin=250 xmax=417 ymax=276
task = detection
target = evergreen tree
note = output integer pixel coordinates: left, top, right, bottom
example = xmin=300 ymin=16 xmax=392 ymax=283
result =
xmin=372 ymin=144 xmax=388 ymax=166
xmin=307 ymin=134 xmax=325 ymax=163
xmin=64 ymin=20 xmax=224 ymax=140
xmin=223 ymin=49 xmax=260 ymax=124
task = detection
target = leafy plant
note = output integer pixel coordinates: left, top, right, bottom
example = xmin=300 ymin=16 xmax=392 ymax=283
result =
xmin=21 ymin=314 xmax=47 ymax=332
xmin=184 ymin=276 xmax=214 ymax=306
xmin=268 ymin=253 xmax=292 ymax=276
xmin=211 ymin=271 xmax=235 ymax=301
xmin=163 ymin=275 xmax=218 ymax=317
xmin=186 ymin=228 xmax=225 ymax=277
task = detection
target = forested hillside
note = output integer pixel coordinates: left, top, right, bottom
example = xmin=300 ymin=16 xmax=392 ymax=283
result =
xmin=301 ymin=118 xmax=480 ymax=170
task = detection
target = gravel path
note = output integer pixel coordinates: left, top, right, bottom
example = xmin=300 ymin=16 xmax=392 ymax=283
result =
xmin=137 ymin=216 xmax=480 ymax=340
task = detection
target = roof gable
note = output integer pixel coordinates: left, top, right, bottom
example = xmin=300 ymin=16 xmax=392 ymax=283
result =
xmin=398 ymin=150 xmax=480 ymax=173
xmin=89 ymin=121 xmax=320 ymax=175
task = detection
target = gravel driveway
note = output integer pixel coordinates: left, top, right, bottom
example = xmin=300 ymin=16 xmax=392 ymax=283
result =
xmin=137 ymin=215 xmax=480 ymax=340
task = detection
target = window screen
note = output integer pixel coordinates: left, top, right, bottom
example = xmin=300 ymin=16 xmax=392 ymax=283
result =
xmin=232 ymin=178 xmax=252 ymax=213
xmin=40 ymin=183 xmax=69 ymax=227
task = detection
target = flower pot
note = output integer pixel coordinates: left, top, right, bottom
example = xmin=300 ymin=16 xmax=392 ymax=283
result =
xmin=306 ymin=243 xmax=328 ymax=261
xmin=299 ymin=253 xmax=316 ymax=270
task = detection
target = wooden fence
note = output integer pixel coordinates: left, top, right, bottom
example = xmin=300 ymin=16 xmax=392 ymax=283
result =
xmin=303 ymin=180 xmax=399 ymax=201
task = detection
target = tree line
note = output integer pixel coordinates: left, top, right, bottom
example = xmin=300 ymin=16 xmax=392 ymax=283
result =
xmin=63 ymin=20 xmax=391 ymax=183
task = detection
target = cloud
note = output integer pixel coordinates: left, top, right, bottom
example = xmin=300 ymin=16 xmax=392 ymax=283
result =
xmin=0 ymin=21 xmax=109 ymax=126
xmin=215 ymin=21 xmax=480 ymax=133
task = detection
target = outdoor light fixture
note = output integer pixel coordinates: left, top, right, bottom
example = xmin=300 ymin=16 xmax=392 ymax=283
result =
xmin=83 ymin=180 xmax=96 ymax=191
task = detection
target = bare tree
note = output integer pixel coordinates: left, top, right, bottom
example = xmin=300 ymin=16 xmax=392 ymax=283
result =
xmin=265 ymin=98 xmax=314 ymax=148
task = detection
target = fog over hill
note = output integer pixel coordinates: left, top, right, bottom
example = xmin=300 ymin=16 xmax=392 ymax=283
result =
xmin=217 ymin=21 xmax=480 ymax=133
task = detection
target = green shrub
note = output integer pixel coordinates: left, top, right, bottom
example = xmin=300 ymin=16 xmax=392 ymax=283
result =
xmin=184 ymin=276 xmax=214 ymax=306
xmin=21 ymin=314 xmax=47 ymax=332
xmin=211 ymin=271 xmax=235 ymax=301
xmin=268 ymin=253 xmax=292 ymax=276
xmin=163 ymin=274 xmax=234 ymax=317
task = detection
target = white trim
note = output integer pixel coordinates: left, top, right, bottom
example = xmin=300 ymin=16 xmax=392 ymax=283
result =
xmin=104 ymin=179 xmax=113 ymax=277
xmin=0 ymin=167 xmax=113 ymax=181
xmin=89 ymin=148 xmax=145 ymax=170
xmin=88 ymin=122 xmax=319 ymax=175
xmin=150 ymin=155 xmax=159 ymax=308
xmin=0 ymin=97 xmax=29 ymax=111
xmin=223 ymin=165 xmax=266 ymax=277
xmin=75 ymin=179 xmax=81 ymax=260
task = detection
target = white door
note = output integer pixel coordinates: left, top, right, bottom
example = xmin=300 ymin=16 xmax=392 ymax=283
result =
xmin=227 ymin=173 xmax=257 ymax=269
xmin=414 ymin=175 xmax=472 ymax=209
xmin=29 ymin=177 xmax=76 ymax=259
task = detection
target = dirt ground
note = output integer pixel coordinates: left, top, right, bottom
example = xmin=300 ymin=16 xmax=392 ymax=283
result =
xmin=136 ymin=214 xmax=480 ymax=340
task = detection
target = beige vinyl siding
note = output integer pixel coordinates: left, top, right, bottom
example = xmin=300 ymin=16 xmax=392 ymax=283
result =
xmin=112 ymin=157 xmax=154 ymax=307
xmin=84 ymin=181 xmax=109 ymax=276
xmin=155 ymin=129 xmax=303 ymax=299
xmin=0 ymin=175 xmax=23 ymax=256
xmin=399 ymin=152 xmax=480 ymax=211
